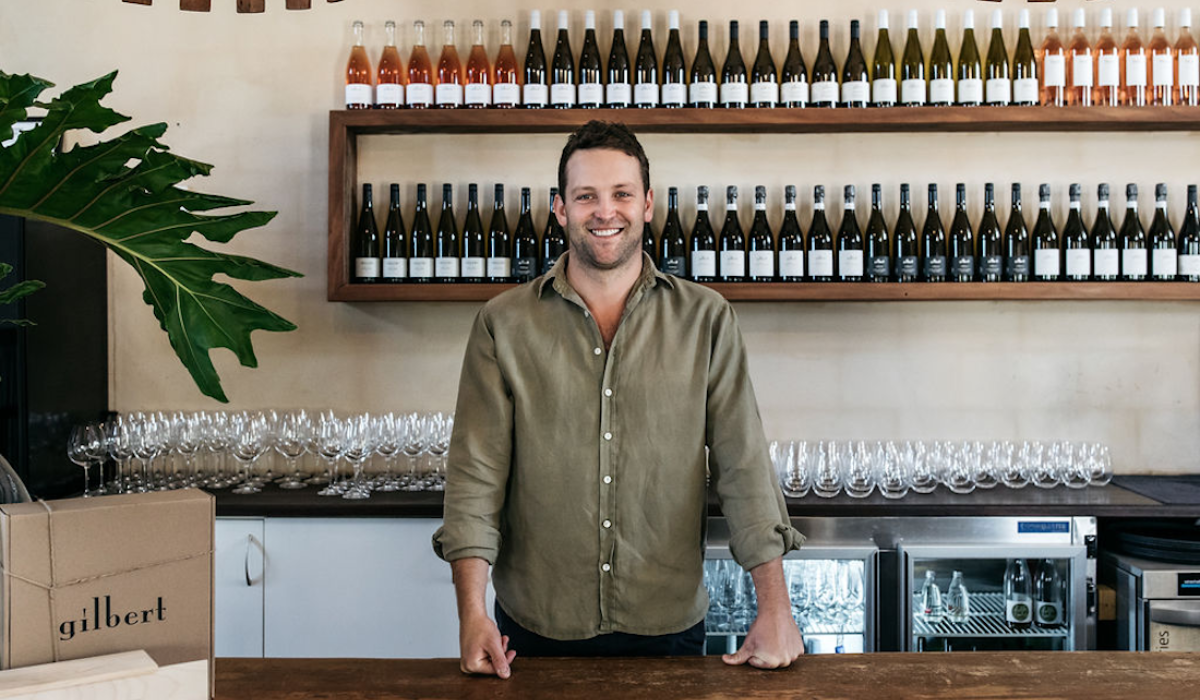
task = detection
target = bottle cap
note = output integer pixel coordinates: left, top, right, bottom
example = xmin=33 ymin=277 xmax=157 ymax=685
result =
xmin=1069 ymin=183 xmax=1081 ymax=200
xmin=642 ymin=10 xmax=652 ymax=30
xmin=468 ymin=183 xmax=478 ymax=198
xmin=1156 ymin=183 xmax=1167 ymax=200
xmin=1154 ymin=8 xmax=1165 ymax=29
xmin=550 ymin=186 xmax=559 ymax=195
xmin=1101 ymin=8 xmax=1113 ymax=28
xmin=901 ymin=183 xmax=910 ymax=196
xmin=558 ymin=10 xmax=569 ymax=30
xmin=731 ymin=19 xmax=739 ymax=36
xmin=443 ymin=183 xmax=453 ymax=198
xmin=384 ymin=19 xmax=395 ymax=30
xmin=985 ymin=182 xmax=994 ymax=199
xmin=935 ymin=9 xmax=946 ymax=30
xmin=530 ymin=10 xmax=540 ymax=30
xmin=1039 ymin=184 xmax=1050 ymax=201
xmin=668 ymin=186 xmax=678 ymax=197
xmin=820 ymin=19 xmax=829 ymax=37
xmin=755 ymin=185 xmax=766 ymax=197
xmin=844 ymin=184 xmax=856 ymax=201
xmin=1189 ymin=184 xmax=1197 ymax=199
xmin=585 ymin=11 xmax=595 ymax=29
xmin=760 ymin=20 xmax=769 ymax=38
xmin=697 ymin=185 xmax=709 ymax=199
xmin=878 ymin=9 xmax=889 ymax=30
xmin=727 ymin=185 xmax=737 ymax=199
xmin=786 ymin=184 xmax=797 ymax=200
xmin=1183 ymin=9 xmax=1194 ymax=28
xmin=520 ymin=186 xmax=530 ymax=196
xmin=614 ymin=10 xmax=624 ymax=27
xmin=992 ymin=10 xmax=1003 ymax=30
xmin=1098 ymin=183 xmax=1109 ymax=200
xmin=1012 ymin=183 xmax=1021 ymax=198
xmin=789 ymin=19 xmax=798 ymax=39
xmin=495 ymin=183 xmax=504 ymax=198
xmin=850 ymin=19 xmax=860 ymax=37
xmin=1074 ymin=9 xmax=1086 ymax=29
xmin=872 ymin=183 xmax=882 ymax=196
xmin=1043 ymin=9 xmax=1055 ymax=29
xmin=1126 ymin=183 xmax=1138 ymax=199
xmin=1127 ymin=9 xmax=1139 ymax=29
xmin=669 ymin=10 xmax=680 ymax=30
xmin=964 ymin=9 xmax=975 ymax=30
xmin=814 ymin=185 xmax=825 ymax=200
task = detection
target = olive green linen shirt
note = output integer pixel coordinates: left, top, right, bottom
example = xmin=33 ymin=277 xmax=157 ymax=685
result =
xmin=432 ymin=252 xmax=804 ymax=640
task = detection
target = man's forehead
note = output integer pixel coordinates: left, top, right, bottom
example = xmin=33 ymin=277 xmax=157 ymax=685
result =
xmin=565 ymin=148 xmax=642 ymax=190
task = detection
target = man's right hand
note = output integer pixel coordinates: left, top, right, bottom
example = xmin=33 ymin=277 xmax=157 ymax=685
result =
xmin=459 ymin=612 xmax=516 ymax=679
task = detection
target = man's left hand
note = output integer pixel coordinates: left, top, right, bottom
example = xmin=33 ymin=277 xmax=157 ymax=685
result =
xmin=721 ymin=607 xmax=805 ymax=669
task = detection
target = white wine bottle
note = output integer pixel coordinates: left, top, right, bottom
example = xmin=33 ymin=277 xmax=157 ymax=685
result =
xmin=901 ymin=10 xmax=926 ymax=106
xmin=872 ymin=10 xmax=897 ymax=107
xmin=985 ymin=10 xmax=1012 ymax=106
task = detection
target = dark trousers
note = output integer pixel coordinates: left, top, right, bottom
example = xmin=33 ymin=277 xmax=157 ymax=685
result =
xmin=495 ymin=602 xmax=707 ymax=657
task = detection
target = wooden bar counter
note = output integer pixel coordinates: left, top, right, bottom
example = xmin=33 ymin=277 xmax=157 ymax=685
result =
xmin=216 ymin=652 xmax=1200 ymax=700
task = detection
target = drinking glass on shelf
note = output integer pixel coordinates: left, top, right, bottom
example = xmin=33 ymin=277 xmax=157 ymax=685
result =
xmin=1085 ymin=443 xmax=1113 ymax=486
xmin=877 ymin=441 xmax=911 ymax=499
xmin=172 ymin=412 xmax=203 ymax=489
xmin=424 ymin=412 xmax=453 ymax=491
xmin=811 ymin=442 xmax=842 ymax=498
xmin=909 ymin=441 xmax=939 ymax=494
xmin=341 ymin=413 xmax=379 ymax=500
xmin=842 ymin=441 xmax=876 ymax=498
xmin=973 ymin=440 xmax=999 ymax=489
xmin=998 ymin=440 xmax=1031 ymax=489
xmin=373 ymin=412 xmax=402 ymax=492
xmin=105 ymin=415 xmax=135 ymax=494
xmin=1029 ymin=441 xmax=1059 ymax=488
xmin=132 ymin=413 xmax=166 ymax=493
xmin=315 ymin=412 xmax=347 ymax=496
xmin=401 ymin=412 xmax=429 ymax=491
xmin=714 ymin=559 xmax=740 ymax=633
xmin=779 ymin=440 xmax=812 ymax=498
xmin=1058 ymin=440 xmax=1091 ymax=489
xmin=230 ymin=412 xmax=269 ymax=495
xmin=942 ymin=441 xmax=976 ymax=494
xmin=201 ymin=411 xmax=233 ymax=489
xmin=274 ymin=410 xmax=311 ymax=490
xmin=67 ymin=423 xmax=103 ymax=497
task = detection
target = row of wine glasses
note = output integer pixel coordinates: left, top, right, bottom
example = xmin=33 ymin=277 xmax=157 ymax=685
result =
xmin=65 ymin=410 xmax=454 ymax=499
xmin=703 ymin=559 xmax=865 ymax=636
xmin=773 ymin=440 xmax=1113 ymax=500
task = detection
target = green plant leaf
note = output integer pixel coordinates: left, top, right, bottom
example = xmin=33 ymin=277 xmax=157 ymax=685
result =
xmin=0 ymin=262 xmax=44 ymax=326
xmin=0 ymin=70 xmax=302 ymax=402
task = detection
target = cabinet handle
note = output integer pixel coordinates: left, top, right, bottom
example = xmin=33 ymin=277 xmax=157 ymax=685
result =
xmin=244 ymin=533 xmax=264 ymax=587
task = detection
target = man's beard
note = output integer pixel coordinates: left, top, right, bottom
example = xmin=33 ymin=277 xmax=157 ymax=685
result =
xmin=567 ymin=218 xmax=645 ymax=271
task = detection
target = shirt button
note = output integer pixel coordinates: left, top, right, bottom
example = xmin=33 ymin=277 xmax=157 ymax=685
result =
xmin=603 ymin=476 xmax=613 ymax=484
xmin=584 ymin=310 xmax=591 ymax=318
xmin=603 ymin=520 xmax=612 ymax=529
xmin=604 ymin=432 xmax=613 ymax=441
xmin=593 ymin=347 xmax=602 ymax=356
xmin=604 ymin=388 xmax=613 ymax=397
xmin=601 ymin=563 xmax=611 ymax=572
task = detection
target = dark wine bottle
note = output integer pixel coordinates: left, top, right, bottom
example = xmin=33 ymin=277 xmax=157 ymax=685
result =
xmin=607 ymin=10 xmax=632 ymax=107
xmin=718 ymin=185 xmax=746 ymax=281
xmin=512 ymin=187 xmax=540 ymax=282
xmin=922 ymin=184 xmax=948 ymax=281
xmin=837 ymin=185 xmax=865 ymax=281
xmin=435 ymin=183 xmax=461 ymax=282
xmin=382 ymin=183 xmax=408 ymax=283
xmin=781 ymin=20 xmax=810 ymax=107
xmin=808 ymin=185 xmax=835 ymax=280
xmin=751 ymin=20 xmax=779 ymax=108
xmin=1005 ymin=184 xmax=1031 ymax=281
xmin=523 ymin=10 xmax=549 ymax=108
xmin=1092 ymin=184 xmax=1120 ymax=281
xmin=690 ymin=185 xmax=718 ymax=281
xmin=1032 ymin=184 xmax=1060 ymax=281
xmin=461 ymin=183 xmax=487 ymax=282
xmin=895 ymin=184 xmax=920 ymax=282
xmin=578 ymin=11 xmax=604 ymax=109
xmin=900 ymin=11 xmax=926 ymax=106
xmin=842 ymin=20 xmax=870 ymax=107
xmin=1120 ymin=183 xmax=1148 ymax=280
xmin=409 ymin=183 xmax=435 ymax=283
xmin=659 ymin=186 xmax=687 ymax=276
xmin=1149 ymin=183 xmax=1179 ymax=280
xmin=948 ymin=183 xmax=976 ymax=282
xmin=929 ymin=10 xmax=954 ymax=106
xmin=811 ymin=20 xmax=839 ymax=108
xmin=721 ymin=20 xmax=749 ymax=108
xmin=353 ymin=183 xmax=381 ymax=283
xmin=690 ymin=20 xmax=718 ymax=108
xmin=779 ymin=185 xmax=806 ymax=280
xmin=661 ymin=11 xmax=687 ymax=107
xmin=487 ymin=184 xmax=512 ymax=282
xmin=550 ymin=10 xmax=577 ymax=108
xmin=748 ymin=185 xmax=776 ymax=280
xmin=872 ymin=10 xmax=898 ymax=107
xmin=643 ymin=218 xmax=657 ymax=260
xmin=958 ymin=9 xmax=984 ymax=106
xmin=865 ymin=183 xmax=891 ymax=282
xmin=542 ymin=187 xmax=567 ymax=274
xmin=1063 ymin=183 xmax=1092 ymax=281
xmin=985 ymin=9 xmax=1012 ymax=106
xmin=634 ymin=10 xmax=659 ymax=108
xmin=977 ymin=183 xmax=1004 ymax=282
xmin=1180 ymin=185 xmax=1200 ymax=282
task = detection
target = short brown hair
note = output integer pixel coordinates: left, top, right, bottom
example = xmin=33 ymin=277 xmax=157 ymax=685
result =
xmin=557 ymin=121 xmax=651 ymax=197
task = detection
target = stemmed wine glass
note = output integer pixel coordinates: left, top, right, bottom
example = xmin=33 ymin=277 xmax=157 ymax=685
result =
xmin=172 ymin=412 xmax=203 ymax=488
xmin=201 ymin=411 xmax=233 ymax=489
xmin=274 ymin=410 xmax=311 ymax=490
xmin=230 ymin=411 xmax=269 ymax=495
xmin=341 ymin=413 xmax=378 ymax=500
xmin=374 ymin=413 xmax=402 ymax=492
xmin=424 ymin=412 xmax=453 ymax=491
xmin=105 ymin=415 xmax=135 ymax=494
xmin=315 ymin=412 xmax=347 ymax=496
xmin=132 ymin=413 xmax=166 ymax=493
xmin=67 ymin=423 xmax=105 ymax=497
xmin=401 ymin=412 xmax=428 ymax=491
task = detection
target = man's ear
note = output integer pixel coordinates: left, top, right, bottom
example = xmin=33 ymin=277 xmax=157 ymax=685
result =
xmin=644 ymin=187 xmax=655 ymax=223
xmin=554 ymin=190 xmax=566 ymax=227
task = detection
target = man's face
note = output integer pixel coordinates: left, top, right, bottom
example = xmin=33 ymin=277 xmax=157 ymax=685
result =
xmin=555 ymin=148 xmax=653 ymax=273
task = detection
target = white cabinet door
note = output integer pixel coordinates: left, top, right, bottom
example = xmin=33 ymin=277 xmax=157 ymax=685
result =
xmin=214 ymin=518 xmax=265 ymax=657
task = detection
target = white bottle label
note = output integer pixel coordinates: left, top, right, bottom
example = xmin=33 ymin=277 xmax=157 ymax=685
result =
xmin=1179 ymin=254 xmax=1200 ymax=275
xmin=523 ymin=83 xmax=549 ymax=106
xmin=375 ymin=83 xmax=403 ymax=107
xmin=493 ymin=82 xmax=520 ymax=106
xmin=551 ymin=83 xmax=577 ymax=106
xmin=355 ymin=257 xmax=381 ymax=278
xmin=1044 ymin=55 xmax=1067 ymax=87
xmin=1036 ymin=600 xmax=1063 ymax=626
xmin=1182 ymin=55 xmax=1200 ymax=87
xmin=929 ymin=78 xmax=955 ymax=103
xmin=781 ymin=79 xmax=809 ymax=105
xmin=1126 ymin=53 xmax=1148 ymax=87
xmin=838 ymin=250 xmax=864 ymax=278
xmin=986 ymin=78 xmax=1012 ymax=104
xmin=487 ymin=257 xmax=512 ymax=278
xmin=749 ymin=250 xmax=775 ymax=277
xmin=957 ymin=78 xmax=984 ymax=104
xmin=661 ymin=82 xmax=687 ymax=105
xmin=779 ymin=250 xmax=804 ymax=277
xmin=1073 ymin=55 xmax=1094 ymax=87
xmin=809 ymin=250 xmax=834 ymax=276
xmin=1153 ymin=54 xmax=1175 ymax=87
xmin=691 ymin=250 xmax=717 ymax=277
xmin=1035 ymin=249 xmax=1060 ymax=277
xmin=578 ymin=82 xmax=604 ymax=105
xmin=1123 ymin=249 xmax=1148 ymax=276
xmin=436 ymin=83 xmax=464 ymax=107
xmin=465 ymin=83 xmax=491 ymax=106
xmin=435 ymin=257 xmax=461 ymax=277
xmin=1066 ymin=249 xmax=1092 ymax=276
xmin=841 ymin=80 xmax=870 ymax=104
xmin=1014 ymin=78 xmax=1039 ymax=103
xmin=1094 ymin=249 xmax=1120 ymax=276
xmin=461 ymin=257 xmax=486 ymax=278
xmin=407 ymin=83 xmax=434 ymax=106
xmin=812 ymin=80 xmax=839 ymax=104
xmin=720 ymin=250 xmax=746 ymax=278
xmin=606 ymin=82 xmax=632 ymax=106
xmin=1098 ymin=54 xmax=1120 ymax=87
xmin=345 ymin=83 xmax=372 ymax=106
xmin=872 ymin=78 xmax=897 ymax=104
xmin=720 ymin=82 xmax=749 ymax=106
xmin=634 ymin=82 xmax=660 ymax=106
xmin=902 ymin=78 xmax=927 ymax=104
xmin=690 ymin=81 xmax=718 ymax=104
xmin=1007 ymin=598 xmax=1032 ymax=624
xmin=382 ymin=257 xmax=408 ymax=279
xmin=409 ymin=257 xmax=435 ymax=278
xmin=750 ymin=81 xmax=779 ymax=105
xmin=1153 ymin=248 xmax=1179 ymax=277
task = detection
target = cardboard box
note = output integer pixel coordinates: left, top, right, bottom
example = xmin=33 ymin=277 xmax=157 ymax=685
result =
xmin=0 ymin=491 xmax=213 ymax=694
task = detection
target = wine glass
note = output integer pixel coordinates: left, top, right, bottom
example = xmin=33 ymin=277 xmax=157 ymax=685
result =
xmin=201 ymin=411 xmax=233 ymax=489
xmin=315 ymin=412 xmax=347 ymax=496
xmin=374 ymin=413 xmax=402 ymax=492
xmin=173 ymin=412 xmax=203 ymax=488
xmin=274 ymin=410 xmax=311 ymax=490
xmin=972 ymin=440 xmax=999 ymax=489
xmin=842 ymin=441 xmax=876 ymax=498
xmin=1086 ymin=443 xmax=1113 ymax=486
xmin=877 ymin=441 xmax=910 ymax=499
xmin=401 ymin=412 xmax=429 ymax=491
xmin=778 ymin=440 xmax=812 ymax=498
xmin=1058 ymin=441 xmax=1091 ymax=489
xmin=105 ymin=415 xmax=135 ymax=494
xmin=230 ymin=411 xmax=268 ymax=495
xmin=67 ymin=424 xmax=101 ymax=497
xmin=998 ymin=440 xmax=1031 ymax=489
xmin=942 ymin=441 xmax=976 ymax=494
xmin=1029 ymin=441 xmax=1059 ymax=488
xmin=132 ymin=413 xmax=166 ymax=493
xmin=909 ymin=441 xmax=939 ymax=494
xmin=424 ymin=412 xmax=453 ymax=491
xmin=811 ymin=442 xmax=842 ymax=498
xmin=341 ymin=413 xmax=378 ymax=500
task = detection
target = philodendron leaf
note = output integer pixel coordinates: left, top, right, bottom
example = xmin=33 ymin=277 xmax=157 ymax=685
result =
xmin=0 ymin=70 xmax=302 ymax=402
xmin=0 ymin=262 xmax=44 ymax=326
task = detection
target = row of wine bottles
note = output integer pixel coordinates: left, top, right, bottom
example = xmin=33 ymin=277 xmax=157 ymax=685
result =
xmin=344 ymin=7 xmax=1200 ymax=110
xmin=351 ymin=181 xmax=1200 ymax=284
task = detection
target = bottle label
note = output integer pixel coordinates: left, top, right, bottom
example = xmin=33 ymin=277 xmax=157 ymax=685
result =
xmin=957 ymin=78 xmax=983 ymax=104
xmin=1072 ymin=55 xmax=1094 ymax=87
xmin=924 ymin=255 xmax=947 ymax=278
xmin=407 ymin=83 xmax=434 ymax=106
xmin=1098 ymin=54 xmax=1121 ymax=87
xmin=634 ymin=82 xmax=660 ymax=106
xmin=523 ymin=83 xmax=549 ymax=106
xmin=345 ymin=83 xmax=373 ymax=107
xmin=461 ymin=256 xmax=486 ymax=278
xmin=1153 ymin=54 xmax=1175 ymax=87
xmin=1044 ymin=55 xmax=1067 ymax=88
xmin=750 ymin=81 xmax=779 ymax=105
xmin=868 ymin=255 xmax=891 ymax=280
xmin=1182 ymin=55 xmax=1200 ymax=88
xmin=841 ymin=80 xmax=870 ymax=104
xmin=578 ymin=82 xmax=604 ymax=105
xmin=512 ymin=256 xmax=538 ymax=279
xmin=1126 ymin=53 xmax=1148 ymax=87
xmin=1094 ymin=249 xmax=1120 ymax=276
xmin=1007 ymin=598 xmax=1033 ymax=624
xmin=898 ymin=255 xmax=919 ymax=279
xmin=1180 ymin=254 xmax=1200 ymax=275
xmin=902 ymin=78 xmax=927 ymax=105
xmin=838 ymin=250 xmax=864 ymax=278
xmin=541 ymin=255 xmax=562 ymax=275
xmin=1123 ymin=248 xmax=1148 ymax=276
xmin=781 ymin=79 xmax=809 ymax=105
xmin=1034 ymin=249 xmax=1061 ymax=278
xmin=376 ymin=83 xmax=404 ymax=107
xmin=690 ymin=81 xmax=718 ymax=105
xmin=720 ymin=82 xmax=750 ymax=106
xmin=720 ymin=250 xmax=746 ymax=278
xmin=1014 ymin=78 xmax=1039 ymax=104
xmin=779 ymin=250 xmax=805 ymax=278
xmin=487 ymin=257 xmax=512 ymax=278
xmin=355 ymin=257 xmax=381 ymax=279
xmin=493 ymin=82 xmax=521 ymax=106
xmin=809 ymin=249 xmax=834 ymax=277
xmin=749 ymin=250 xmax=775 ymax=278
xmin=1007 ymin=255 xmax=1030 ymax=278
xmin=435 ymin=257 xmax=461 ymax=278
xmin=1066 ymin=249 xmax=1092 ymax=277
xmin=382 ymin=257 xmax=408 ymax=279
xmin=691 ymin=250 xmax=717 ymax=277
xmin=550 ymin=83 xmax=577 ymax=106
xmin=465 ymin=83 xmax=491 ymax=106
xmin=986 ymin=78 xmax=1012 ymax=105
xmin=980 ymin=255 xmax=1004 ymax=278
xmin=409 ymin=257 xmax=435 ymax=278
xmin=930 ymin=78 xmax=955 ymax=104
xmin=872 ymin=78 xmax=897 ymax=105
xmin=951 ymin=255 xmax=975 ymax=279
xmin=662 ymin=82 xmax=687 ymax=105
xmin=436 ymin=83 xmax=464 ymax=107
xmin=811 ymin=80 xmax=839 ymax=104
xmin=1153 ymin=248 xmax=1179 ymax=277
xmin=1036 ymin=601 xmax=1063 ymax=626
xmin=661 ymin=256 xmax=686 ymax=276
xmin=606 ymin=82 xmax=632 ymax=106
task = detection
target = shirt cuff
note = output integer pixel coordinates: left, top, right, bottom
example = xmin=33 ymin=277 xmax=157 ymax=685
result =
xmin=431 ymin=525 xmax=501 ymax=565
xmin=730 ymin=522 xmax=806 ymax=572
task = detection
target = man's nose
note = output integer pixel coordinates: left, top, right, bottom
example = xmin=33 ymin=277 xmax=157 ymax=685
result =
xmin=595 ymin=194 xmax=618 ymax=220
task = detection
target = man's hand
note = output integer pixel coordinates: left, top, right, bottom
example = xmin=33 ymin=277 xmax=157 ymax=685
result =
xmin=459 ymin=612 xmax=517 ymax=679
xmin=722 ymin=557 xmax=805 ymax=669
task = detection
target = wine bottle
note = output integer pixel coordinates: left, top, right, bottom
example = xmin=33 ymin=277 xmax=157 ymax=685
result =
xmin=550 ymin=10 xmax=577 ymax=109
xmin=376 ymin=21 xmax=404 ymax=109
xmin=487 ymin=184 xmax=512 ymax=282
xmin=1004 ymin=559 xmax=1034 ymax=631
xmin=659 ymin=187 xmax=687 ymax=277
xmin=409 ymin=184 xmax=435 ymax=282
xmin=1037 ymin=9 xmax=1065 ymax=106
xmin=690 ymin=186 xmax=718 ymax=281
xmin=781 ymin=20 xmax=809 ymax=108
xmin=1150 ymin=183 xmax=1179 ymax=280
xmin=523 ymin=10 xmax=549 ymax=108
xmin=985 ymin=10 xmax=1011 ymax=106
xmin=1068 ymin=10 xmax=1093 ymax=107
xmin=751 ymin=20 xmax=779 ymax=108
xmin=1034 ymin=560 xmax=1065 ymax=629
xmin=1149 ymin=8 xmax=1174 ymax=106
xmin=607 ymin=11 xmax=632 ymax=107
xmin=948 ymin=183 xmax=975 ymax=282
xmin=1063 ymin=183 xmax=1092 ymax=281
xmin=1120 ymin=183 xmax=1148 ymax=280
xmin=493 ymin=20 xmax=521 ymax=108
xmin=842 ymin=20 xmax=870 ymax=108
xmin=1122 ymin=9 xmax=1148 ymax=106
xmin=353 ymin=183 xmax=380 ymax=283
xmin=837 ymin=185 xmax=865 ymax=281
xmin=1178 ymin=10 xmax=1200 ymax=106
xmin=719 ymin=186 xmax=746 ymax=281
xmin=1093 ymin=184 xmax=1120 ymax=281
xmin=345 ymin=20 xmax=373 ymax=110
xmin=465 ymin=20 xmax=492 ymax=109
xmin=1095 ymin=9 xmax=1121 ymax=106
xmin=872 ymin=10 xmax=897 ymax=107
xmin=512 ymin=187 xmax=539 ymax=282
xmin=634 ymin=10 xmax=659 ymax=108
xmin=643 ymin=218 xmax=657 ymax=260
xmin=721 ymin=20 xmax=749 ymax=108
xmin=748 ymin=185 xmax=775 ymax=281
xmin=461 ymin=183 xmax=487 ymax=282
xmin=958 ymin=10 xmax=984 ymax=106
xmin=542 ymin=188 xmax=567 ymax=274
xmin=865 ymin=184 xmax=891 ymax=282
xmin=929 ymin=11 xmax=954 ymax=106
xmin=1005 ymin=183 xmax=1031 ymax=281
xmin=1180 ymin=185 xmax=1200 ymax=281
xmin=436 ymin=20 xmax=465 ymax=108
xmin=900 ymin=10 xmax=926 ymax=106
xmin=578 ymin=11 xmax=604 ymax=109
xmin=382 ymin=183 xmax=408 ymax=283
xmin=895 ymin=184 xmax=919 ymax=282
xmin=435 ymin=183 xmax=461 ymax=281
xmin=779 ymin=185 xmax=805 ymax=281
xmin=661 ymin=10 xmax=687 ymax=108
xmin=690 ymin=20 xmax=718 ymax=108
xmin=808 ymin=186 xmax=835 ymax=281
xmin=407 ymin=21 xmax=434 ymax=108
xmin=922 ymin=184 xmax=947 ymax=281
xmin=977 ymin=183 xmax=1003 ymax=282
xmin=1032 ymin=184 xmax=1060 ymax=281
xmin=811 ymin=20 xmax=839 ymax=108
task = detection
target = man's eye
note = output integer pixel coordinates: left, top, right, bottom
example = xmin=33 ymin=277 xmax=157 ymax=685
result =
xmin=616 ymin=192 xmax=632 ymax=199
xmin=576 ymin=194 xmax=593 ymax=202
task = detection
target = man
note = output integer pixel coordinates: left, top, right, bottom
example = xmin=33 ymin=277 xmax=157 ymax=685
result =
xmin=432 ymin=121 xmax=804 ymax=678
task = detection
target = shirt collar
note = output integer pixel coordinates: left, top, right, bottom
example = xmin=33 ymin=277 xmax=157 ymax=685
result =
xmin=538 ymin=251 xmax=675 ymax=301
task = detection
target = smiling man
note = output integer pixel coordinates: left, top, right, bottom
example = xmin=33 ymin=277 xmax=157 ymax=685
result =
xmin=432 ymin=121 xmax=805 ymax=677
